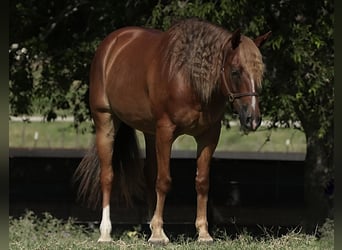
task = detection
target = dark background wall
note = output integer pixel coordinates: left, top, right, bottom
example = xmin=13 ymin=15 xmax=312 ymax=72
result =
xmin=10 ymin=148 xmax=305 ymax=233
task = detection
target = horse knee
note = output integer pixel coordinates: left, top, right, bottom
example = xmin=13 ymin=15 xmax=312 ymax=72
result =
xmin=196 ymin=176 xmax=209 ymax=194
xmin=156 ymin=176 xmax=172 ymax=194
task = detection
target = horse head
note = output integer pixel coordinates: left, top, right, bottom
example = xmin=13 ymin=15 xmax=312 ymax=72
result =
xmin=221 ymin=29 xmax=271 ymax=132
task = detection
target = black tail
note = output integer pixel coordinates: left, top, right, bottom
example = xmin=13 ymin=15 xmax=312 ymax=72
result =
xmin=73 ymin=123 xmax=145 ymax=209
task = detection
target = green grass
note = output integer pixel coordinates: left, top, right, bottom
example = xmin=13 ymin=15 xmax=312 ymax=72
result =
xmin=9 ymin=121 xmax=95 ymax=149
xmin=170 ymin=126 xmax=306 ymax=153
xmin=9 ymin=211 xmax=333 ymax=250
xmin=9 ymin=120 xmax=306 ymax=153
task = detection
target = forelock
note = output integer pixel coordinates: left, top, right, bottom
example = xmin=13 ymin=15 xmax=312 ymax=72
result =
xmin=239 ymin=37 xmax=265 ymax=88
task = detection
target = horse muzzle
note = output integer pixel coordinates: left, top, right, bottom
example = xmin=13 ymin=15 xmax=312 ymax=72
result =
xmin=239 ymin=111 xmax=262 ymax=132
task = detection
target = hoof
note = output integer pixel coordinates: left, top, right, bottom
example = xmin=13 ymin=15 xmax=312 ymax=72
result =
xmin=97 ymin=236 xmax=113 ymax=243
xmin=197 ymin=235 xmax=214 ymax=243
xmin=148 ymin=235 xmax=170 ymax=245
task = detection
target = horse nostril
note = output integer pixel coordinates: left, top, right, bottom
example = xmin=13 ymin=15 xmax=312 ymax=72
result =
xmin=246 ymin=116 xmax=252 ymax=126
xmin=252 ymin=116 xmax=262 ymax=131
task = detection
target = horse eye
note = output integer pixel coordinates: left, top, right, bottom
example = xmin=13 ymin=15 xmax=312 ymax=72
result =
xmin=231 ymin=69 xmax=240 ymax=78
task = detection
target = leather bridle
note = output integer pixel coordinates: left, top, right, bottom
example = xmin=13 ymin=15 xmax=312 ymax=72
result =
xmin=220 ymin=67 xmax=259 ymax=103
xmin=220 ymin=42 xmax=259 ymax=102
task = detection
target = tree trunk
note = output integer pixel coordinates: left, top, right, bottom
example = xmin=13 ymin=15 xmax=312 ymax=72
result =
xmin=303 ymin=133 xmax=334 ymax=232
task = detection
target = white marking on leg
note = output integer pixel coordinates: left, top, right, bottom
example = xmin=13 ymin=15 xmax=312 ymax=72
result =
xmin=148 ymin=213 xmax=170 ymax=244
xmin=98 ymin=205 xmax=113 ymax=242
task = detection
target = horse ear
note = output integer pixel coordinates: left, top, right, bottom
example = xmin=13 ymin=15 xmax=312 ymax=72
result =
xmin=254 ymin=31 xmax=272 ymax=47
xmin=230 ymin=28 xmax=241 ymax=50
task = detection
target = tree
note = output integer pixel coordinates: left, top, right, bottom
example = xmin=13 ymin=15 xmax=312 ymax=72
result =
xmin=263 ymin=0 xmax=334 ymax=230
xmin=10 ymin=0 xmax=157 ymax=131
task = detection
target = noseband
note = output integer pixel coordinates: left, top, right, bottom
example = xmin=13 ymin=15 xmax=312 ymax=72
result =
xmin=220 ymin=67 xmax=259 ymax=103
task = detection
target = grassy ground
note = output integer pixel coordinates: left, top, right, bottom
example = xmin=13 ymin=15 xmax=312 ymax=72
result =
xmin=9 ymin=211 xmax=333 ymax=250
xmin=9 ymin=121 xmax=94 ymax=149
xmin=9 ymin=120 xmax=306 ymax=153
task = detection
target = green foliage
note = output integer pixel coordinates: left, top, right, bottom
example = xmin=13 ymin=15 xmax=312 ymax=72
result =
xmin=264 ymin=0 xmax=333 ymax=127
xmin=9 ymin=0 xmax=156 ymax=129
xmin=149 ymin=0 xmax=267 ymax=34
xmin=9 ymin=53 xmax=34 ymax=116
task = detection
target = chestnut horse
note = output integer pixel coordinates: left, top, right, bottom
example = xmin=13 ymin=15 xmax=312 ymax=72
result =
xmin=75 ymin=19 xmax=271 ymax=244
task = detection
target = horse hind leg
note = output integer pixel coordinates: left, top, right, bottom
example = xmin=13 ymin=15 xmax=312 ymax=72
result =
xmin=93 ymin=111 xmax=119 ymax=242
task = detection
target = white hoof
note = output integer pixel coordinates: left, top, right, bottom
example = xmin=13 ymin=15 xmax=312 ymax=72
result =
xmin=97 ymin=235 xmax=113 ymax=242
xmin=148 ymin=231 xmax=170 ymax=245
xmin=197 ymin=234 xmax=214 ymax=243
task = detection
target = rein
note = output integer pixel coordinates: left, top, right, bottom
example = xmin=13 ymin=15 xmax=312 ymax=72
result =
xmin=220 ymin=67 xmax=258 ymax=103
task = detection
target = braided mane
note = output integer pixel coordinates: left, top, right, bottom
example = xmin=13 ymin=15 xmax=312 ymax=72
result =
xmin=163 ymin=18 xmax=264 ymax=103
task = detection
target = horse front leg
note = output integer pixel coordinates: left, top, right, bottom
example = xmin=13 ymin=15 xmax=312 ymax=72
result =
xmin=148 ymin=123 xmax=174 ymax=245
xmin=195 ymin=122 xmax=221 ymax=243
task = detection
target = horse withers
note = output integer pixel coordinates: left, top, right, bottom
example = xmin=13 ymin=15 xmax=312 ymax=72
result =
xmin=75 ymin=19 xmax=271 ymax=244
